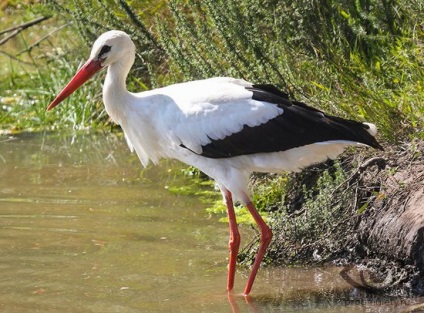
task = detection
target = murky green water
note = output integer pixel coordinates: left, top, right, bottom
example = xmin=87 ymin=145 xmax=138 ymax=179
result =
xmin=0 ymin=132 xmax=421 ymax=312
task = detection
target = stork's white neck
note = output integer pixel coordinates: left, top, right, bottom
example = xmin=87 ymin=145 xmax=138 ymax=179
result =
xmin=103 ymin=53 xmax=135 ymax=123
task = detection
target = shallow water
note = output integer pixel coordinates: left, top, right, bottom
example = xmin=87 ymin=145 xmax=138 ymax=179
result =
xmin=0 ymin=132 xmax=421 ymax=312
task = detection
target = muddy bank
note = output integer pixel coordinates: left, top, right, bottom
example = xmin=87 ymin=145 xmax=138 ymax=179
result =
xmin=354 ymin=141 xmax=424 ymax=294
xmin=243 ymin=140 xmax=424 ymax=295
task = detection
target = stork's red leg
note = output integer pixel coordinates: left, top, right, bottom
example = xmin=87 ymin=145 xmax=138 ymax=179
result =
xmin=243 ymin=199 xmax=272 ymax=295
xmin=224 ymin=190 xmax=240 ymax=291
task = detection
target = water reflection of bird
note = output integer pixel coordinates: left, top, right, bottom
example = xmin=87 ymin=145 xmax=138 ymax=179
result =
xmin=47 ymin=30 xmax=383 ymax=295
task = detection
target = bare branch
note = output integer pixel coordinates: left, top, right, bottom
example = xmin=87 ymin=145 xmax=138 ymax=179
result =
xmin=0 ymin=16 xmax=51 ymax=46
xmin=17 ymin=23 xmax=70 ymax=56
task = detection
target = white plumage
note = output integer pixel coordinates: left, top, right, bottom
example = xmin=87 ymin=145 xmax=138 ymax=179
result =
xmin=47 ymin=30 xmax=382 ymax=295
xmin=111 ymin=77 xmax=283 ymax=166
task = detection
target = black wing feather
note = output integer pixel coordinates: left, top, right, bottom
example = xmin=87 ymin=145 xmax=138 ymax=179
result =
xmin=183 ymin=84 xmax=383 ymax=158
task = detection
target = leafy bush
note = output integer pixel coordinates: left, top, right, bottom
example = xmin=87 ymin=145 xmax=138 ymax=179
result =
xmin=2 ymin=0 xmax=422 ymax=139
xmin=156 ymin=0 xmax=423 ymax=140
xmin=240 ymin=161 xmax=355 ymax=265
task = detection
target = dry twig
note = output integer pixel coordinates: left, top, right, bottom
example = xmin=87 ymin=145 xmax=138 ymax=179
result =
xmin=0 ymin=16 xmax=51 ymax=46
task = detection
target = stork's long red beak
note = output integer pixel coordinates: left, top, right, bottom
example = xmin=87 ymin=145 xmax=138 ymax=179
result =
xmin=46 ymin=58 xmax=104 ymax=111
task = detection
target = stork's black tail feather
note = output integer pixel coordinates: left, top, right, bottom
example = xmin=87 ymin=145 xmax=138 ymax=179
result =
xmin=248 ymin=84 xmax=384 ymax=151
xmin=194 ymin=84 xmax=383 ymax=159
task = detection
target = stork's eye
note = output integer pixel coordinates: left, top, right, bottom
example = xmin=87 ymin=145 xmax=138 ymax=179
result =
xmin=98 ymin=45 xmax=111 ymax=59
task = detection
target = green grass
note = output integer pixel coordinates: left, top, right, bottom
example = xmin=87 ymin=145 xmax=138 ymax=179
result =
xmin=0 ymin=4 xmax=109 ymax=133
xmin=204 ymin=174 xmax=287 ymax=226
xmin=155 ymin=0 xmax=423 ymax=141
xmin=1 ymin=56 xmax=108 ymax=132
xmin=2 ymin=1 xmax=422 ymax=139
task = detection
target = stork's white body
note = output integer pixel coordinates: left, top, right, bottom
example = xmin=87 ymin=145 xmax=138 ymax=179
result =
xmin=48 ymin=30 xmax=382 ymax=295
xmin=106 ymin=76 xmax=365 ymax=201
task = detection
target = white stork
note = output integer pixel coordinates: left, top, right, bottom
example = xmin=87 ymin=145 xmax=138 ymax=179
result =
xmin=47 ymin=30 xmax=383 ymax=295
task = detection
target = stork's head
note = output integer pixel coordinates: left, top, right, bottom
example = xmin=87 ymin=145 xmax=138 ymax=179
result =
xmin=47 ymin=30 xmax=135 ymax=111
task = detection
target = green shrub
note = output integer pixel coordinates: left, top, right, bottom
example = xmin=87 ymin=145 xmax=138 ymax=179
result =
xmin=2 ymin=0 xmax=422 ymax=139
xmin=156 ymin=0 xmax=423 ymax=140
